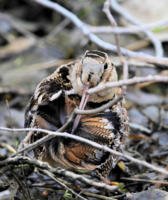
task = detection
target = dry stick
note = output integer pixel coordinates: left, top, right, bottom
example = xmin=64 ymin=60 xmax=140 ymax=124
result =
xmin=88 ymin=18 xmax=168 ymax=34
xmin=103 ymin=0 xmax=128 ymax=94
xmin=110 ymin=0 xmax=163 ymax=58
xmin=129 ymin=122 xmax=151 ymax=134
xmin=122 ymin=60 xmax=129 ymax=95
xmin=75 ymin=95 xmax=122 ymax=115
xmin=88 ymin=75 xmax=168 ymax=94
xmin=103 ymin=0 xmax=121 ymax=57
xmin=83 ymin=189 xmax=125 ymax=200
xmin=85 ymin=193 xmax=117 ymax=200
xmin=0 ymin=155 xmax=117 ymax=191
xmin=82 ymin=192 xmax=117 ymax=200
xmin=121 ymin=177 xmax=168 ymax=186
xmin=1 ymin=143 xmax=16 ymax=154
xmin=34 ymin=0 xmax=168 ymax=66
xmin=0 ymin=127 xmax=168 ymax=176
xmin=45 ymin=18 xmax=70 ymax=40
xmin=42 ymin=170 xmax=87 ymax=200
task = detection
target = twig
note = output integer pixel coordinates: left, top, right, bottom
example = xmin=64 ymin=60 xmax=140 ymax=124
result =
xmin=103 ymin=0 xmax=128 ymax=93
xmin=123 ymin=60 xmax=129 ymax=80
xmin=0 ymin=127 xmax=168 ymax=175
xmin=129 ymin=123 xmax=151 ymax=134
xmin=75 ymin=95 xmax=122 ymax=115
xmin=34 ymin=0 xmax=168 ymax=66
xmin=122 ymin=59 xmax=129 ymax=94
xmin=88 ymin=75 xmax=168 ymax=94
xmin=42 ymin=170 xmax=87 ymax=200
xmin=45 ymin=18 xmax=70 ymax=40
xmin=88 ymin=19 xmax=168 ymax=34
xmin=121 ymin=177 xmax=168 ymax=186
xmin=110 ymin=0 xmax=163 ymax=58
xmin=82 ymin=192 xmax=117 ymax=200
xmin=0 ymin=143 xmax=16 ymax=154
xmin=103 ymin=0 xmax=121 ymax=57
xmin=0 ymin=155 xmax=117 ymax=191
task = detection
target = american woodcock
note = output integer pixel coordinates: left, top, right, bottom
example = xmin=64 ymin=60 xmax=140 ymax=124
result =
xmin=25 ymin=50 xmax=128 ymax=181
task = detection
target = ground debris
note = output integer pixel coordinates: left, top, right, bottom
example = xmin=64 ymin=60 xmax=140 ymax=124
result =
xmin=0 ymin=0 xmax=168 ymax=199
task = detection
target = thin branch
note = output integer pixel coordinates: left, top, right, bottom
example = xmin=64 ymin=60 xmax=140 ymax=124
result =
xmin=110 ymin=0 xmax=163 ymax=58
xmin=121 ymin=59 xmax=129 ymax=94
xmin=129 ymin=123 xmax=151 ymax=134
xmin=103 ymin=0 xmax=122 ymax=57
xmin=42 ymin=170 xmax=87 ymax=200
xmin=45 ymin=18 xmax=70 ymax=40
xmin=103 ymin=0 xmax=128 ymax=94
xmin=34 ymin=0 xmax=168 ymax=66
xmin=75 ymin=95 xmax=122 ymax=115
xmin=88 ymin=19 xmax=168 ymax=34
xmin=0 ymin=127 xmax=168 ymax=175
xmin=121 ymin=177 xmax=168 ymax=186
xmin=88 ymin=75 xmax=168 ymax=94
xmin=82 ymin=192 xmax=117 ymax=200
xmin=65 ymin=69 xmax=164 ymax=97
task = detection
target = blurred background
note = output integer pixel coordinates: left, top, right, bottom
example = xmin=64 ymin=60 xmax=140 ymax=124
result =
xmin=0 ymin=0 xmax=168 ymax=199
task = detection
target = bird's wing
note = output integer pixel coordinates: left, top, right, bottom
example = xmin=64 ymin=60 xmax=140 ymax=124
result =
xmin=79 ymin=111 xmax=121 ymax=146
xmin=24 ymin=62 xmax=74 ymax=128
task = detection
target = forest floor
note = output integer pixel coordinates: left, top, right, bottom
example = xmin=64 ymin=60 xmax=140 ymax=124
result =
xmin=0 ymin=1 xmax=168 ymax=199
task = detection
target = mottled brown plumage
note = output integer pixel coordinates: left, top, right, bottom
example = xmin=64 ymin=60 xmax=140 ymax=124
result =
xmin=24 ymin=50 xmax=128 ymax=181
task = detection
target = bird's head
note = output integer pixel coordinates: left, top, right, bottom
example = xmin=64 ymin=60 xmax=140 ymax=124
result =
xmin=70 ymin=50 xmax=118 ymax=103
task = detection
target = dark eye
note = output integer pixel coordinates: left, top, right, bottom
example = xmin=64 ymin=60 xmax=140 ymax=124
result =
xmin=88 ymin=74 xmax=91 ymax=81
xmin=104 ymin=63 xmax=108 ymax=70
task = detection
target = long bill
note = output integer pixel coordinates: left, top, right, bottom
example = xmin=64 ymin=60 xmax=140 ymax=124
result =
xmin=71 ymin=86 xmax=89 ymax=134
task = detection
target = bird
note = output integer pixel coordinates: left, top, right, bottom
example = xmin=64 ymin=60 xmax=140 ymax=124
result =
xmin=24 ymin=50 xmax=128 ymax=182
